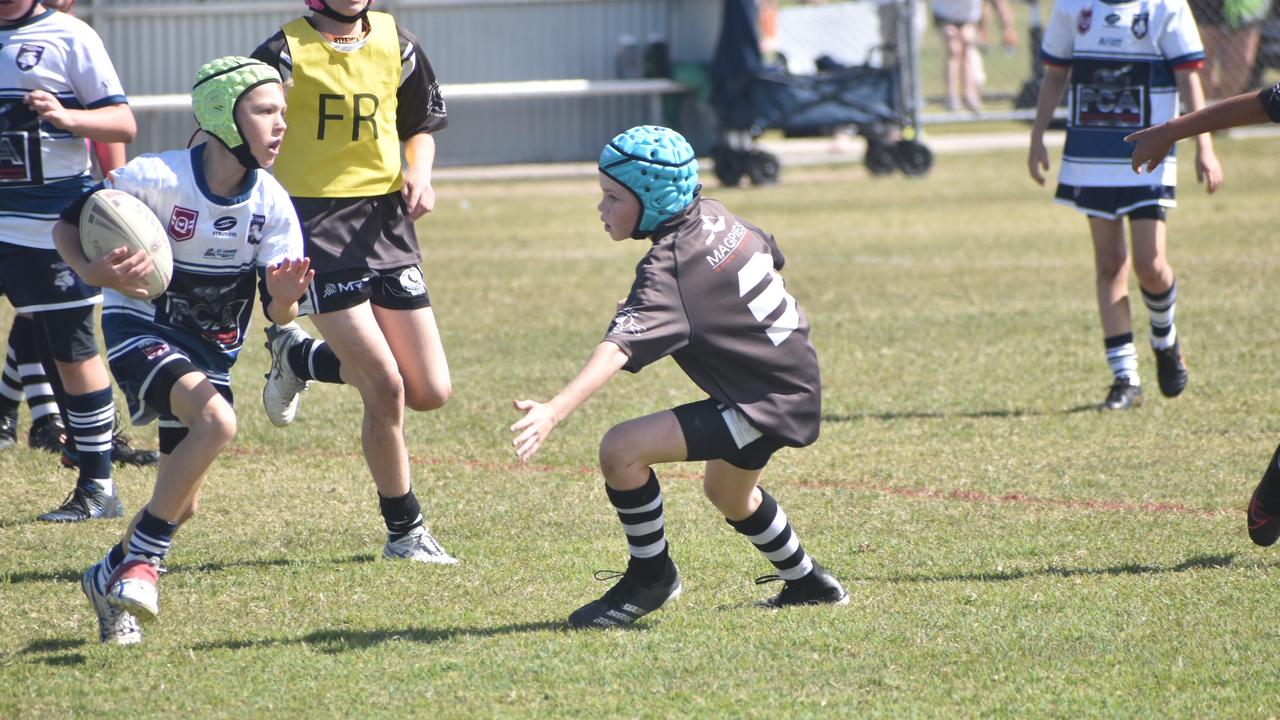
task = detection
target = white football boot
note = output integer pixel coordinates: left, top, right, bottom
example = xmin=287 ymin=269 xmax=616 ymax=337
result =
xmin=262 ymin=322 xmax=312 ymax=426
xmin=383 ymin=526 xmax=458 ymax=565
xmin=82 ymin=566 xmax=141 ymax=645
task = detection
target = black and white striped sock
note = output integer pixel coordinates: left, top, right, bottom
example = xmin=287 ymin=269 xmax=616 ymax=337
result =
xmin=1104 ymin=333 xmax=1139 ymax=385
xmin=726 ymin=489 xmax=813 ymax=581
xmin=606 ymin=470 xmax=669 ymax=582
xmin=1141 ymin=281 xmax=1178 ymax=351
xmin=0 ymin=334 xmax=22 ymax=412
xmin=9 ymin=316 xmax=57 ymax=422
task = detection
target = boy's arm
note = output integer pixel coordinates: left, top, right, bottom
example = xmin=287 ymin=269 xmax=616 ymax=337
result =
xmin=1173 ymin=68 xmax=1222 ymax=193
xmin=511 ymin=341 xmax=630 ymax=462
xmin=1028 ymin=64 xmax=1069 ymax=186
xmin=402 ymin=132 xmax=436 ymax=221
xmin=51 ymin=218 xmax=152 ymax=298
xmin=1127 ymin=89 xmax=1270 ymax=173
xmin=25 ymin=95 xmax=135 ymax=143
xmin=91 ymin=141 xmax=127 ymax=176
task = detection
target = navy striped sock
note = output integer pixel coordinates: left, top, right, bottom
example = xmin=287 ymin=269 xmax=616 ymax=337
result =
xmin=92 ymin=542 xmax=127 ymax=595
xmin=126 ymin=509 xmax=178 ymax=563
xmin=288 ymin=339 xmax=343 ymax=384
xmin=66 ymin=388 xmax=115 ymax=494
xmin=1141 ymin=281 xmax=1178 ymax=350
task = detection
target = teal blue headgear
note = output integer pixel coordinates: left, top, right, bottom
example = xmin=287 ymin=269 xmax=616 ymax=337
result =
xmin=598 ymin=125 xmax=699 ymax=238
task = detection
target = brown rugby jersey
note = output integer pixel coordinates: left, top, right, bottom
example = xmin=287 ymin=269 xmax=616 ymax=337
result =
xmin=604 ymin=197 xmax=821 ymax=447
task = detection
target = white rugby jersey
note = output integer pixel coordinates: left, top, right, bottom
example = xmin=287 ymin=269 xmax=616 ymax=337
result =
xmin=100 ymin=146 xmax=303 ymax=372
xmin=1042 ymin=0 xmax=1204 ymax=186
xmin=0 ymin=9 xmax=127 ymax=249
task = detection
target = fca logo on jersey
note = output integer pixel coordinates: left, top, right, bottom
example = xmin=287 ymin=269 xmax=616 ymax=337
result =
xmin=1077 ymin=66 xmax=1143 ymax=128
xmin=318 ymin=94 xmax=379 ymax=141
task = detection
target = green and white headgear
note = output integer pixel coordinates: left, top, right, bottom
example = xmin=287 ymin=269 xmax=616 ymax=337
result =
xmin=192 ymin=56 xmax=282 ymax=170
xmin=599 ymin=125 xmax=699 ymax=238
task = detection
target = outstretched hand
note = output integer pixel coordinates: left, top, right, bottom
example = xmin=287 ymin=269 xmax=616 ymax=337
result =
xmin=510 ymin=398 xmax=558 ymax=462
xmin=1124 ymin=126 xmax=1175 ymax=176
xmin=265 ymin=257 xmax=314 ymax=305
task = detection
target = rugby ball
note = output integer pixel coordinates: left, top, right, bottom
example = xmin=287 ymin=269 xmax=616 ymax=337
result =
xmin=79 ymin=189 xmax=173 ymax=300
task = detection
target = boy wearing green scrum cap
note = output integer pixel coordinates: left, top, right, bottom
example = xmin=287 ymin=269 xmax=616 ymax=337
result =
xmin=511 ymin=125 xmax=848 ymax=628
xmin=52 ymin=56 xmax=312 ymax=645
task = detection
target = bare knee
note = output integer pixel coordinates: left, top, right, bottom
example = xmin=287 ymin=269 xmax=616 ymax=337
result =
xmin=193 ymin=403 xmax=237 ymax=450
xmin=598 ymin=427 xmax=632 ymax=479
xmin=358 ymin=370 xmax=406 ymax=419
xmin=1095 ymin=251 xmax=1128 ymax=282
xmin=1133 ymin=260 xmax=1169 ymax=289
xmin=703 ymin=478 xmax=760 ymax=519
xmin=405 ymin=379 xmax=451 ymax=412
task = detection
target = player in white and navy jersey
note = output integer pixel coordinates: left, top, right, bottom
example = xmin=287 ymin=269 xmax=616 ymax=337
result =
xmin=1027 ymin=0 xmax=1221 ymax=411
xmin=511 ymin=126 xmax=848 ymax=628
xmin=1127 ymin=83 xmax=1280 ymax=548
xmin=0 ymin=1 xmax=137 ymax=522
xmin=52 ymin=57 xmax=311 ymax=645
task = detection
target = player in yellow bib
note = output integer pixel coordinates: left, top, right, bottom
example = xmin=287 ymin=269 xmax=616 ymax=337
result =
xmin=252 ymin=0 xmax=456 ymax=564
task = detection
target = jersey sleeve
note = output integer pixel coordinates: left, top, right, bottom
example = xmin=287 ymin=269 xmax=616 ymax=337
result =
xmin=254 ymin=180 xmax=306 ymax=315
xmin=396 ymin=27 xmax=448 ymax=139
xmin=254 ymin=181 xmax=305 ymax=269
xmin=602 ymin=247 xmax=691 ymax=373
xmin=1040 ymin=0 xmax=1075 ymax=66
xmin=66 ymin=27 xmax=128 ymax=108
xmin=58 ymin=181 xmax=106 ymax=225
xmin=250 ymin=31 xmax=290 ymax=79
xmin=1262 ymin=82 xmax=1280 ymax=124
xmin=1160 ymin=0 xmax=1205 ymax=68
xmin=61 ymin=156 xmax=164 ymax=224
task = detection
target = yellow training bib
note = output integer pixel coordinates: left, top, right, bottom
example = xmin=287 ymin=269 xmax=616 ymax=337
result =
xmin=273 ymin=12 xmax=403 ymax=197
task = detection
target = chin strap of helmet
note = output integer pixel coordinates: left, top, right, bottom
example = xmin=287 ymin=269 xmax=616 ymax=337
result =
xmin=306 ymin=0 xmax=372 ymax=23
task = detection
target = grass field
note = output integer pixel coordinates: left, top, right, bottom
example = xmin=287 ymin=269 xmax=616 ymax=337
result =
xmin=4 ymin=135 xmax=1280 ymax=717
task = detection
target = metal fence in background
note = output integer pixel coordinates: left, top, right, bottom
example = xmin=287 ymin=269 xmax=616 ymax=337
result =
xmin=75 ymin=0 xmax=721 ymax=165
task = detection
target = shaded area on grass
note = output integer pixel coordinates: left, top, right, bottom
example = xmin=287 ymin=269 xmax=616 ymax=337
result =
xmin=868 ymin=553 xmax=1239 ymax=584
xmin=191 ymin=620 xmax=567 ymax=654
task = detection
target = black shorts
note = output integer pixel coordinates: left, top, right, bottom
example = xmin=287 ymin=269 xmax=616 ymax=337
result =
xmin=1054 ymin=184 xmax=1172 ymax=221
xmin=0 ymin=244 xmax=101 ymax=313
xmin=33 ymin=305 xmax=99 ymax=363
xmin=291 ymin=192 xmax=421 ymax=274
xmin=672 ymin=398 xmax=785 ymax=471
xmin=297 ymin=264 xmax=432 ymax=315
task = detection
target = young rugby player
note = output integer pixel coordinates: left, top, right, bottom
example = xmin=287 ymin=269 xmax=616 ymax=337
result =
xmin=1027 ymin=0 xmax=1222 ymax=410
xmin=1125 ymin=84 xmax=1280 ymax=547
xmin=1 ymin=0 xmax=155 ymax=467
xmin=0 ymin=0 xmax=137 ymax=521
xmin=251 ymin=0 xmax=456 ymax=564
xmin=54 ymin=56 xmax=309 ymax=645
xmin=511 ymin=125 xmax=848 ymax=628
